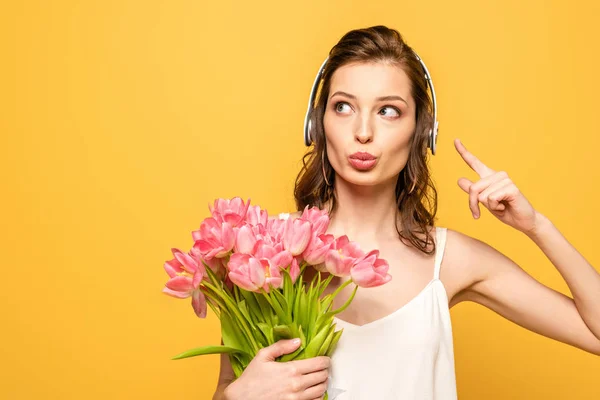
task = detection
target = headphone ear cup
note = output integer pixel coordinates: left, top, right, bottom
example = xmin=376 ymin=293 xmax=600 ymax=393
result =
xmin=428 ymin=121 xmax=439 ymax=155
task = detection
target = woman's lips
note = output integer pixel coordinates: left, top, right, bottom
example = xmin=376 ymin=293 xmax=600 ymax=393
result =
xmin=348 ymin=157 xmax=377 ymax=170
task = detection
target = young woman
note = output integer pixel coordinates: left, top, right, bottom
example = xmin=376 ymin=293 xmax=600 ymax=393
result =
xmin=213 ymin=25 xmax=600 ymax=400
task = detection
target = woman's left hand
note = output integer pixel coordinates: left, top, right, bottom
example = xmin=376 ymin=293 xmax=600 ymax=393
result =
xmin=454 ymin=138 xmax=539 ymax=235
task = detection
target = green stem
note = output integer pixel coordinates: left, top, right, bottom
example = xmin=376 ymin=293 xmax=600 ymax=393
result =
xmin=203 ymin=281 xmax=260 ymax=353
xmin=202 ymin=286 xmax=227 ymax=310
xmin=331 ymin=284 xmax=358 ymax=315
xmin=329 ymin=278 xmax=353 ymax=302
xmin=259 ymin=288 xmax=280 ymax=317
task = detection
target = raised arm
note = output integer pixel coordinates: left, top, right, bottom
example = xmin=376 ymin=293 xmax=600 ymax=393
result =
xmin=452 ymin=138 xmax=600 ymax=355
xmin=451 ymin=227 xmax=600 ymax=355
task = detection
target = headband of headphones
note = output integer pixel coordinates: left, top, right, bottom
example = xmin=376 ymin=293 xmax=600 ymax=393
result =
xmin=303 ymin=52 xmax=439 ymax=155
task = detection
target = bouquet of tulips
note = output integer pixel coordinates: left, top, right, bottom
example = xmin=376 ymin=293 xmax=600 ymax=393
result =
xmin=162 ymin=197 xmax=392 ymax=385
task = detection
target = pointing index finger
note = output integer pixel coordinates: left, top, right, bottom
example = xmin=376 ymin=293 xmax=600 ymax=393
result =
xmin=454 ymin=138 xmax=495 ymax=178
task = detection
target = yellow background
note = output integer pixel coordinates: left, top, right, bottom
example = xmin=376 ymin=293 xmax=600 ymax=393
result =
xmin=1 ymin=1 xmax=599 ymax=398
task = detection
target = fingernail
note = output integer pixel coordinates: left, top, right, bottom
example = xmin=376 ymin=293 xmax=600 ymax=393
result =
xmin=292 ymin=338 xmax=301 ymax=345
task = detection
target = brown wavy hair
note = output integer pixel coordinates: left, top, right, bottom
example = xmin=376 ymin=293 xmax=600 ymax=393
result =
xmin=293 ymin=25 xmax=438 ymax=255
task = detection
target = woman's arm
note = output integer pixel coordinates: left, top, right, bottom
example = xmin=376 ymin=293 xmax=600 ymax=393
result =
xmin=450 ymin=225 xmax=600 ymax=356
xmin=527 ymin=213 xmax=600 ymax=340
xmin=451 ymin=138 xmax=600 ymax=355
xmin=212 ymin=342 xmax=235 ymax=400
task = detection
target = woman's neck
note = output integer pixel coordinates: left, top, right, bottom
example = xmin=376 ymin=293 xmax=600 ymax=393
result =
xmin=324 ymin=178 xmax=401 ymax=243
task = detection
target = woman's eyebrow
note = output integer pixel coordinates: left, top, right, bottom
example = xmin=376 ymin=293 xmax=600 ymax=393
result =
xmin=330 ymin=91 xmax=408 ymax=106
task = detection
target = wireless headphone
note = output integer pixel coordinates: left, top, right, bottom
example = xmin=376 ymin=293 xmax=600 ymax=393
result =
xmin=303 ymin=52 xmax=439 ymax=155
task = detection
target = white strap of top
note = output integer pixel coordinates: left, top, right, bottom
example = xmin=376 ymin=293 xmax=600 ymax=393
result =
xmin=433 ymin=227 xmax=447 ymax=280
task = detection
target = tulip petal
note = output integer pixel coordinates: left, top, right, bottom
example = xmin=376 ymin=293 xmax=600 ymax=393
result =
xmin=172 ymin=249 xmax=198 ymax=274
xmin=164 ymin=258 xmax=183 ymax=278
xmin=192 ymin=290 xmax=207 ymax=318
xmin=165 ymin=276 xmax=194 ymax=292
xmin=162 ymin=287 xmax=191 ymax=299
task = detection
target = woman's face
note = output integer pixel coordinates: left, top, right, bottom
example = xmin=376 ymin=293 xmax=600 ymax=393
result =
xmin=323 ymin=61 xmax=417 ymax=187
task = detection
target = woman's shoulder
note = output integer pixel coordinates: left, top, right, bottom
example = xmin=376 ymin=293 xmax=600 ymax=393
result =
xmin=441 ymin=226 xmax=496 ymax=257
xmin=435 ymin=226 xmax=507 ymax=297
xmin=434 ymin=226 xmax=493 ymax=266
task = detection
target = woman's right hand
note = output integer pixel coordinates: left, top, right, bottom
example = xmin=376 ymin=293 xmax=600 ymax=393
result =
xmin=224 ymin=338 xmax=330 ymax=400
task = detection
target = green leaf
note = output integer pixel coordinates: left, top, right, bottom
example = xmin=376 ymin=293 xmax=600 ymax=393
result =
xmin=283 ymin=268 xmax=293 ymax=309
xmin=201 ymin=259 xmax=221 ymax=288
xmin=293 ymin=282 xmax=302 ymax=321
xmin=230 ymin=353 xmax=247 ymax=378
xmin=254 ymin=292 xmax=274 ymax=324
xmin=266 ymin=289 xmax=287 ymax=323
xmin=272 ymin=324 xmax=293 ymax=341
xmin=221 ymin=309 xmax=248 ymax=352
xmin=256 ymin=322 xmax=274 ymax=344
xmin=325 ymin=330 xmax=343 ymax=357
xmin=318 ymin=273 xmax=334 ymax=297
xmin=237 ymin=299 xmax=254 ymax=327
xmin=239 ymin=289 xmax=263 ymax=323
xmin=307 ymin=274 xmax=320 ymax=341
xmin=203 ymin=280 xmax=260 ymax=352
xmin=304 ymin=323 xmax=331 ymax=358
xmin=171 ymin=345 xmax=250 ymax=360
xmin=277 ymin=324 xmax=306 ymax=362
xmin=299 ymin=288 xmax=308 ymax=332
xmin=271 ymin=288 xmax=289 ymax=322
xmin=317 ymin=325 xmax=336 ymax=356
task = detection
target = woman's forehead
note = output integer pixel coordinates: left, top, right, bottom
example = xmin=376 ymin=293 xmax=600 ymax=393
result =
xmin=328 ymin=62 xmax=413 ymax=105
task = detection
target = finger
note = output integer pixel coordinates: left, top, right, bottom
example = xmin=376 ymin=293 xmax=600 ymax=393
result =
xmin=469 ymin=171 xmax=509 ymax=195
xmin=458 ymin=177 xmax=480 ymax=217
xmin=464 ymin=172 xmax=509 ymax=218
xmin=298 ymin=369 xmax=328 ymax=391
xmin=478 ymin=178 xmax=512 ymax=211
xmin=259 ymin=339 xmax=302 ymax=361
xmin=300 ymin=381 xmax=329 ymax=400
xmin=488 ymin=184 xmax=520 ymax=211
xmin=454 ymin=138 xmax=495 ymax=178
xmin=469 ymin=172 xmax=509 ymax=216
xmin=289 ymin=356 xmax=331 ymax=375
xmin=457 ymin=177 xmax=473 ymax=194
xmin=468 ymin=181 xmax=481 ymax=219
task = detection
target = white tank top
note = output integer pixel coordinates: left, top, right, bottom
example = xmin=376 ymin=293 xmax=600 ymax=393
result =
xmin=326 ymin=227 xmax=457 ymax=400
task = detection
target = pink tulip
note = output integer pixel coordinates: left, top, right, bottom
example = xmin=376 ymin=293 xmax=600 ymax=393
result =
xmin=162 ymin=250 xmax=207 ymax=318
xmin=252 ymin=240 xmax=289 ymax=290
xmin=282 ymin=217 xmax=312 ymax=256
xmin=289 ymin=257 xmax=301 ymax=283
xmin=245 ymin=205 xmax=268 ymax=227
xmin=209 ymin=197 xmax=250 ymax=227
xmin=266 ymin=217 xmax=286 ymax=243
xmin=303 ymin=233 xmax=335 ymax=265
xmin=324 ymin=236 xmax=365 ymax=277
xmin=300 ymin=205 xmax=330 ymax=236
xmin=190 ymin=246 xmax=225 ymax=279
xmin=234 ymin=224 xmax=258 ymax=255
xmin=351 ymin=250 xmax=392 ymax=288
xmin=192 ymin=217 xmax=235 ymax=259
xmin=227 ymin=253 xmax=266 ymax=292
xmin=262 ymin=260 xmax=283 ymax=292
xmin=254 ymin=240 xmax=292 ymax=268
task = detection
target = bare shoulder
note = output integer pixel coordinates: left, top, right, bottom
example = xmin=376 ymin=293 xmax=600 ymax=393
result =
xmin=439 ymin=227 xmax=501 ymax=307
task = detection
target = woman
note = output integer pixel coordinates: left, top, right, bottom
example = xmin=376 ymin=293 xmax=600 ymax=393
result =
xmin=213 ymin=25 xmax=600 ymax=400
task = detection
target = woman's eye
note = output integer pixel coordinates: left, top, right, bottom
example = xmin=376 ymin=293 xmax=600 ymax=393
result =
xmin=379 ymin=106 xmax=401 ymax=117
xmin=335 ymin=102 xmax=351 ymax=113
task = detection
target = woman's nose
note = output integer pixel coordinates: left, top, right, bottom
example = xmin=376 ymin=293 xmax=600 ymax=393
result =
xmin=354 ymin=115 xmax=374 ymax=144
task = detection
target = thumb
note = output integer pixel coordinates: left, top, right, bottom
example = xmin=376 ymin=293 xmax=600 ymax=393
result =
xmin=258 ymin=338 xmax=302 ymax=361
